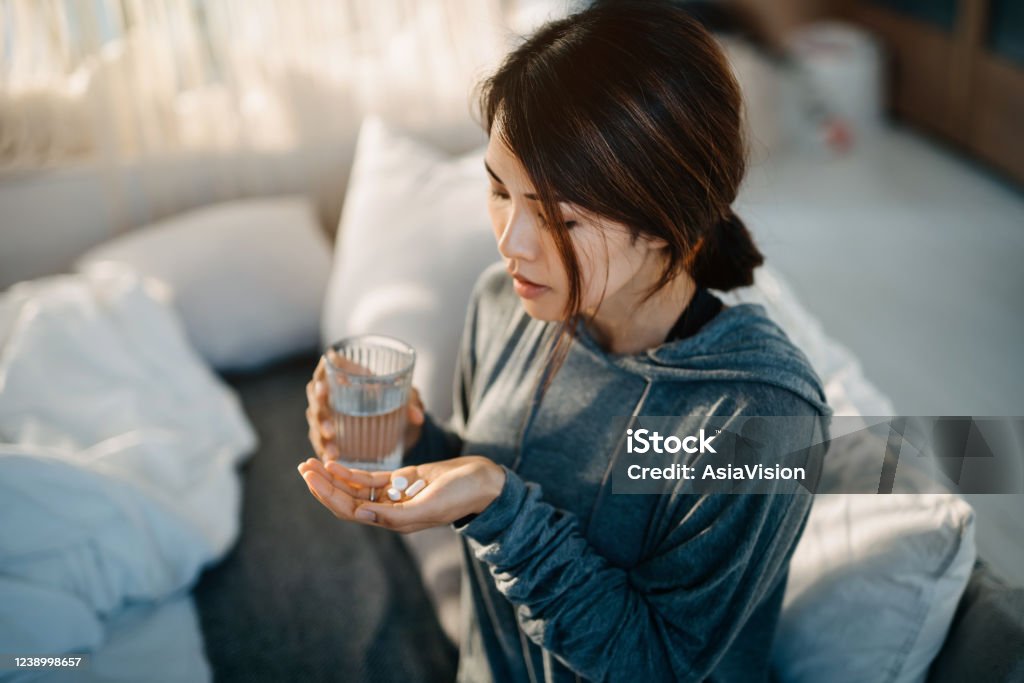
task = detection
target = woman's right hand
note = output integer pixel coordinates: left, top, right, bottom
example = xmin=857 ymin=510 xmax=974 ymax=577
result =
xmin=305 ymin=350 xmax=426 ymax=462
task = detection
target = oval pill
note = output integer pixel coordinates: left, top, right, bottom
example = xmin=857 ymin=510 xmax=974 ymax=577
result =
xmin=392 ymin=476 xmax=409 ymax=492
xmin=386 ymin=487 xmax=402 ymax=501
xmin=405 ymin=479 xmax=426 ymax=497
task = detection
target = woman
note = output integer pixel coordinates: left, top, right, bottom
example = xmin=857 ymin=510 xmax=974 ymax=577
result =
xmin=298 ymin=3 xmax=831 ymax=681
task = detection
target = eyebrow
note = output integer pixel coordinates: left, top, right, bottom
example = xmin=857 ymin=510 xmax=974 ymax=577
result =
xmin=485 ymin=160 xmax=541 ymax=201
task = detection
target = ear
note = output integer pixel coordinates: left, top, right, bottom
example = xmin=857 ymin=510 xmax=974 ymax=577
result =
xmin=641 ymin=235 xmax=670 ymax=251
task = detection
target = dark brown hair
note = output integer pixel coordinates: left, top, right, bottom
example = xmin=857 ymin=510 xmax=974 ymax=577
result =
xmin=475 ymin=1 xmax=764 ymax=386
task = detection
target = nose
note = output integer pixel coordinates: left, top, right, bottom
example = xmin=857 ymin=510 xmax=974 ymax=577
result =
xmin=496 ymin=207 xmax=539 ymax=262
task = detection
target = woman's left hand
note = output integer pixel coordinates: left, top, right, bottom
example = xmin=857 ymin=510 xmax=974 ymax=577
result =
xmin=297 ymin=455 xmax=506 ymax=534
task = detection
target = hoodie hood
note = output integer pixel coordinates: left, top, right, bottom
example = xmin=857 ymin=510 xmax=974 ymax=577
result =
xmin=570 ymin=302 xmax=833 ymax=418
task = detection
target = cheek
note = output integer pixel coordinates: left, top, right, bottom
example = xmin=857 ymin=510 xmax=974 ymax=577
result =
xmin=537 ymin=231 xmax=566 ymax=283
xmin=573 ymin=235 xmax=611 ymax=305
xmin=576 ymin=233 xmax=644 ymax=306
xmin=487 ymin=203 xmax=506 ymax=241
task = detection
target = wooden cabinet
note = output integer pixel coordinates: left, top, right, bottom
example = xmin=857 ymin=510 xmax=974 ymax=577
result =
xmin=835 ymin=0 xmax=1024 ymax=186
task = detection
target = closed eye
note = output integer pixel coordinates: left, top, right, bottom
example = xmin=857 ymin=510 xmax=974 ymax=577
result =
xmin=490 ymin=185 xmax=578 ymax=229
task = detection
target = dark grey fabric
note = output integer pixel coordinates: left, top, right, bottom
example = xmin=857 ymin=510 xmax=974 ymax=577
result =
xmin=926 ymin=560 xmax=1024 ymax=683
xmin=194 ymin=352 xmax=457 ymax=683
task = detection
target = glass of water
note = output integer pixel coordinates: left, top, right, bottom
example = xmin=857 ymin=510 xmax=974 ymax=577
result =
xmin=323 ymin=334 xmax=416 ymax=471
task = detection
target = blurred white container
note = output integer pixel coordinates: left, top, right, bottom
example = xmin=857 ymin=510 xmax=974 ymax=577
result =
xmin=785 ymin=21 xmax=886 ymax=146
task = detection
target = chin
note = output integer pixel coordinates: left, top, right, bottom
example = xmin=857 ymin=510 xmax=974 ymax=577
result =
xmin=519 ymin=299 xmax=562 ymax=322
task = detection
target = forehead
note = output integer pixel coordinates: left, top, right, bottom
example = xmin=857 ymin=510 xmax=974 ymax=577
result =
xmin=485 ymin=133 xmax=523 ymax=176
xmin=483 ymin=123 xmax=610 ymax=226
xmin=485 ymin=113 xmax=531 ymax=173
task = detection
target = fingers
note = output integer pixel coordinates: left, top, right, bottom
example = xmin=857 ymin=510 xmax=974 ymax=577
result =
xmin=407 ymin=404 xmax=424 ymax=425
xmin=307 ymin=419 xmax=322 ymax=456
xmin=305 ymin=404 xmax=330 ymax=437
xmin=305 ymin=376 xmax=330 ymax=423
xmin=321 ymin=462 xmax=432 ymax=511
xmin=298 ymin=458 xmax=432 ymax=527
xmin=404 ymin=389 xmax=424 ymax=448
xmin=324 ymin=460 xmax=408 ymax=490
xmin=304 ymin=399 xmax=336 ymax=460
xmin=299 ymin=458 xmax=374 ymax=499
xmin=406 ymin=387 xmax=425 ymax=425
xmin=355 ymin=487 xmax=440 ymax=531
xmin=351 ymin=466 xmax=436 ymax=530
xmin=306 ymin=366 xmax=337 ymax=460
xmin=297 ymin=463 xmax=358 ymax=518
xmin=325 ymin=348 xmax=373 ymax=377
xmin=300 ymin=458 xmax=440 ymax=532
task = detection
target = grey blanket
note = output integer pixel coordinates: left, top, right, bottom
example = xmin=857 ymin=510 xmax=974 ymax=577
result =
xmin=194 ymin=352 xmax=457 ymax=683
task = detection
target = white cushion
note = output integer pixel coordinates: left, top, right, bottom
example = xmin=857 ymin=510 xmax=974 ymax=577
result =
xmin=716 ymin=264 xmax=895 ymax=418
xmin=321 ymin=116 xmax=496 ymax=422
xmin=775 ymin=492 xmax=976 ymax=683
xmin=75 ymin=196 xmax=332 ymax=370
xmin=719 ymin=266 xmax=975 ymax=683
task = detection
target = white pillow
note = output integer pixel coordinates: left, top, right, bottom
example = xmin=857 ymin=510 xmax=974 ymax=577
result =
xmin=715 ymin=264 xmax=895 ymax=418
xmin=775 ymin=492 xmax=976 ymax=683
xmin=321 ymin=116 xmax=497 ymax=422
xmin=75 ymin=196 xmax=332 ymax=370
xmin=717 ymin=265 xmax=975 ymax=682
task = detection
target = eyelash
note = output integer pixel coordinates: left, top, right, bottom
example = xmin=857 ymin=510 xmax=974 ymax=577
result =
xmin=489 ymin=190 xmax=577 ymax=229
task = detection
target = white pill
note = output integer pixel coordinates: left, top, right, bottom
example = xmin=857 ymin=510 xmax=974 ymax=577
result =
xmin=405 ymin=479 xmax=426 ymax=497
xmin=386 ymin=487 xmax=402 ymax=501
xmin=392 ymin=476 xmax=409 ymax=492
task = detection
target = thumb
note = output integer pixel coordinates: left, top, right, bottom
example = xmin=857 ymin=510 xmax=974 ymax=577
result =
xmin=407 ymin=391 xmax=424 ymax=424
xmin=356 ymin=484 xmax=440 ymax=527
xmin=355 ymin=500 xmax=408 ymax=526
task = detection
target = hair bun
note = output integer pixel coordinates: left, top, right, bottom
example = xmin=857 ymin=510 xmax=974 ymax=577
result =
xmin=691 ymin=210 xmax=764 ymax=290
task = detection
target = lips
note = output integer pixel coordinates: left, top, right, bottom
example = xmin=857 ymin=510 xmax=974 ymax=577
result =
xmin=508 ymin=268 xmax=549 ymax=300
xmin=512 ymin=272 xmax=544 ymax=288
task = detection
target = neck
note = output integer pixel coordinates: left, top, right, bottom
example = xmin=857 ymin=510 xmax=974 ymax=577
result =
xmin=584 ymin=269 xmax=697 ymax=356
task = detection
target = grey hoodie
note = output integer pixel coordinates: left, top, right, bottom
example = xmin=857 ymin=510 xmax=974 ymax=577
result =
xmin=406 ymin=261 xmax=832 ymax=683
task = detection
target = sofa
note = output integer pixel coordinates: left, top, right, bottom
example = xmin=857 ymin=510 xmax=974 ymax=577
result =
xmin=188 ymin=350 xmax=1024 ymax=682
xmin=4 ymin=120 xmax=1021 ymax=683
xmin=3 ymin=18 xmax=1021 ymax=680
